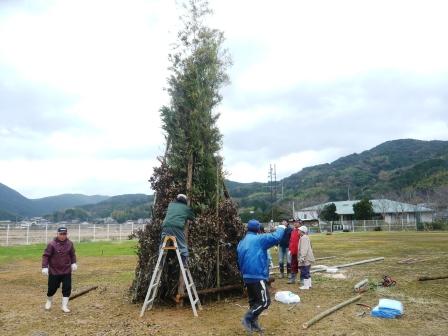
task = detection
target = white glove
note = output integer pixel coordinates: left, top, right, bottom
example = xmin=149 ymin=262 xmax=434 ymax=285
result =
xmin=71 ymin=263 xmax=77 ymax=271
xmin=278 ymin=224 xmax=286 ymax=229
xmin=42 ymin=268 xmax=49 ymax=276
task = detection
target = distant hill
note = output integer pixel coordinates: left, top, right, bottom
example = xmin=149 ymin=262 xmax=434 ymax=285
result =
xmin=80 ymin=194 xmax=153 ymax=219
xmin=0 ymin=183 xmax=38 ymax=218
xmin=0 ymin=183 xmax=110 ymax=220
xmin=44 ymin=194 xmax=154 ymax=223
xmin=32 ymin=194 xmax=109 ymax=215
xmin=226 ymin=139 xmax=448 ymax=220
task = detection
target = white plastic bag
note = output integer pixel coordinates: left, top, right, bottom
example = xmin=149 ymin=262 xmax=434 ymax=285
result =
xmin=274 ymin=291 xmax=301 ymax=304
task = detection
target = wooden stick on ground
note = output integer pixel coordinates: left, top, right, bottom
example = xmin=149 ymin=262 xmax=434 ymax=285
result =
xmin=354 ymin=279 xmax=369 ymax=293
xmin=418 ymin=275 xmax=448 ymax=281
xmin=302 ymin=295 xmax=362 ymax=329
xmin=315 ymin=256 xmax=337 ymax=261
xmin=69 ymin=286 xmax=98 ymax=301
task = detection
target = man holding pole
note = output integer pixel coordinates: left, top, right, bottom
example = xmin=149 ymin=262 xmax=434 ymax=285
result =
xmin=237 ymin=219 xmax=286 ymax=333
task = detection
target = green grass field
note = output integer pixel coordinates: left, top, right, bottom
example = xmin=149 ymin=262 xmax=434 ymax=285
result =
xmin=0 ymin=240 xmax=137 ymax=264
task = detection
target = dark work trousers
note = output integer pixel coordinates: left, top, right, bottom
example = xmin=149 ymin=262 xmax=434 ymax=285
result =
xmin=299 ymin=265 xmax=311 ymax=280
xmin=290 ymin=254 xmax=298 ymax=274
xmin=160 ymin=226 xmax=188 ymax=257
xmin=47 ymin=273 xmax=72 ymax=297
xmin=244 ymin=280 xmax=271 ymax=322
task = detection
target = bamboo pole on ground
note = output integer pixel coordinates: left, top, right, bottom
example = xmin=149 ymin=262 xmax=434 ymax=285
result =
xmin=311 ymin=257 xmax=384 ymax=273
xmin=418 ymin=275 xmax=448 ymax=281
xmin=302 ymin=295 xmax=362 ymax=329
xmin=69 ymin=286 xmax=98 ymax=301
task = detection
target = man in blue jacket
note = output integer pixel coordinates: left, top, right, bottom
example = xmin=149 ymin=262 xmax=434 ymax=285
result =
xmin=237 ymin=219 xmax=286 ymax=333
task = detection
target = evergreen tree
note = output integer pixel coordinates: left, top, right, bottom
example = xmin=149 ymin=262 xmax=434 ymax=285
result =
xmin=353 ymin=198 xmax=374 ymax=220
xmin=160 ymin=0 xmax=231 ymax=209
xmin=320 ymin=203 xmax=338 ymax=221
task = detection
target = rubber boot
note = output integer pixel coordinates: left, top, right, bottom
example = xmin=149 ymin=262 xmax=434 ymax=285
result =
xmin=241 ymin=311 xmax=253 ymax=333
xmin=44 ymin=296 xmax=52 ymax=310
xmin=309 ymin=278 xmax=312 ymax=288
xmin=299 ymin=278 xmax=311 ymax=290
xmin=287 ymin=273 xmax=296 ymax=284
xmin=62 ymin=297 xmax=70 ymax=313
xmin=279 ymin=263 xmax=284 ymax=278
xmin=251 ymin=316 xmax=264 ymax=332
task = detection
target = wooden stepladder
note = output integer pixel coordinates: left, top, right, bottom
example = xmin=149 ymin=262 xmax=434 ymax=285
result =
xmin=140 ymin=235 xmax=202 ymax=317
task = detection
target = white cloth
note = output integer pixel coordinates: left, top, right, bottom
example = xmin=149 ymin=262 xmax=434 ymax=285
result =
xmin=278 ymin=224 xmax=286 ymax=229
xmin=71 ymin=263 xmax=77 ymax=271
xmin=274 ymin=291 xmax=301 ymax=304
xmin=42 ymin=268 xmax=49 ymax=276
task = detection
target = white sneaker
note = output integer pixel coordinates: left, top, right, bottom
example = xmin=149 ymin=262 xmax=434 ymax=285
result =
xmin=62 ymin=297 xmax=70 ymax=313
xmin=299 ymin=278 xmax=311 ymax=290
xmin=309 ymin=278 xmax=312 ymax=288
xmin=45 ymin=296 xmax=52 ymax=310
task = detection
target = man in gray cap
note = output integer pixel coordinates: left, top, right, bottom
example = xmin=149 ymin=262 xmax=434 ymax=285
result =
xmin=41 ymin=227 xmax=77 ymax=312
xmin=160 ymin=194 xmax=195 ymax=266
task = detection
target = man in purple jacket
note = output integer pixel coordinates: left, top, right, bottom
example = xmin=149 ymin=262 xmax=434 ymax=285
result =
xmin=41 ymin=227 xmax=77 ymax=312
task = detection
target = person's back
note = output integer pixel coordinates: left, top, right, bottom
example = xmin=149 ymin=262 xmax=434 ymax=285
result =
xmin=238 ymin=230 xmax=281 ymax=281
xmin=160 ymin=194 xmax=195 ymax=262
xmin=237 ymin=219 xmax=285 ymax=333
xmin=162 ymin=200 xmax=194 ymax=230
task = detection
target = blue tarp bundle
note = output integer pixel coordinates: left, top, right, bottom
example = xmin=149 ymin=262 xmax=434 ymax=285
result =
xmin=371 ymin=299 xmax=403 ymax=319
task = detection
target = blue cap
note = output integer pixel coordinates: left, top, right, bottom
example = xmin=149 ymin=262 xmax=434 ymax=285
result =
xmin=247 ymin=219 xmax=261 ymax=232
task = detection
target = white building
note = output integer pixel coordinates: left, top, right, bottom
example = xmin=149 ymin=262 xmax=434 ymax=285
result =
xmin=296 ymin=199 xmax=433 ymax=224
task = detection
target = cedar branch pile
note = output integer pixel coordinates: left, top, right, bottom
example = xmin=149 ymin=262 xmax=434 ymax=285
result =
xmin=131 ymin=161 xmax=245 ymax=303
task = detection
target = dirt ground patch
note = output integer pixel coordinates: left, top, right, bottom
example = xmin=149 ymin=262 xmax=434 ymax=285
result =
xmin=0 ymin=232 xmax=447 ymax=335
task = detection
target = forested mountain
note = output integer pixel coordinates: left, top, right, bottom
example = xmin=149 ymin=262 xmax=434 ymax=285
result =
xmin=0 ymin=183 xmax=109 ymax=219
xmin=226 ymin=139 xmax=448 ymax=221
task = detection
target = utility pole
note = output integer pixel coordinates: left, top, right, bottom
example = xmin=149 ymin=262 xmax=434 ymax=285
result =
xmin=268 ymin=164 xmax=278 ymax=220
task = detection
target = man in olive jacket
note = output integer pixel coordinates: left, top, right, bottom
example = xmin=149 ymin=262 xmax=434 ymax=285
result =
xmin=160 ymin=194 xmax=195 ymax=265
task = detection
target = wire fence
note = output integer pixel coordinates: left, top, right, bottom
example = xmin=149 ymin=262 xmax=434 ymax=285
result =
xmin=318 ymin=219 xmax=418 ymax=232
xmin=0 ymin=223 xmax=147 ymax=246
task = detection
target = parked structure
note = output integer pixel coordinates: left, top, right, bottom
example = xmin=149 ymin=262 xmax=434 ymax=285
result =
xmin=296 ymin=199 xmax=433 ymax=224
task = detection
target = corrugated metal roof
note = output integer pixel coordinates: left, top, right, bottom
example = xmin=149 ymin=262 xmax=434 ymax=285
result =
xmin=301 ymin=199 xmax=433 ymax=215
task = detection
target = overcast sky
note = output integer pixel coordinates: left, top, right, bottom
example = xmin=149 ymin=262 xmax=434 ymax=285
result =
xmin=1 ymin=0 xmax=447 ymax=198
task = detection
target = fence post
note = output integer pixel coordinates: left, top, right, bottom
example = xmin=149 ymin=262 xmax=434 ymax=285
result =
xmin=119 ymin=224 xmax=122 ymax=241
xmin=26 ymin=224 xmax=30 ymax=245
xmin=78 ymin=224 xmax=81 ymax=243
xmin=131 ymin=222 xmax=134 ymax=234
xmin=389 ymin=221 xmax=391 ymax=232
xmin=352 ymin=220 xmax=355 ymax=232
xmin=45 ymin=224 xmax=48 ymax=243
xmin=107 ymin=224 xmax=110 ymax=240
xmin=93 ymin=224 xmax=96 ymax=242
xmin=6 ymin=224 xmax=9 ymax=246
xmin=363 ymin=220 xmax=366 ymax=232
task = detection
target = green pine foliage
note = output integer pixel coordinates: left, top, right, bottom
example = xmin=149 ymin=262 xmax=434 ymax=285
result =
xmin=353 ymin=198 xmax=374 ymax=220
xmin=160 ymin=0 xmax=231 ymax=210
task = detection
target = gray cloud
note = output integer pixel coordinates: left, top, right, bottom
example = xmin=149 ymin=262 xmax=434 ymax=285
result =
xmin=0 ymin=77 xmax=80 ymax=134
xmin=222 ymin=71 xmax=448 ymax=166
